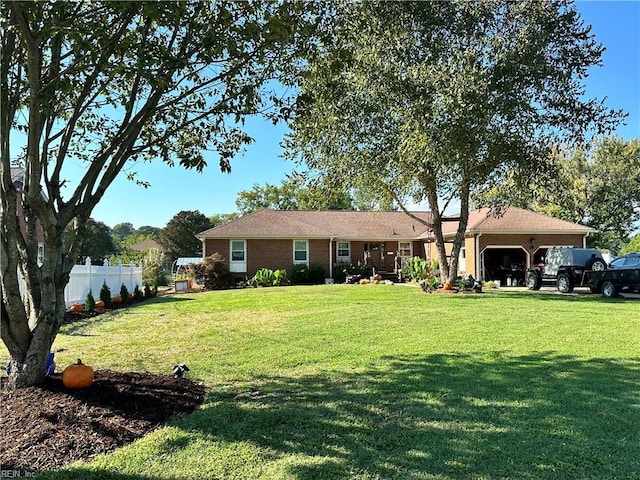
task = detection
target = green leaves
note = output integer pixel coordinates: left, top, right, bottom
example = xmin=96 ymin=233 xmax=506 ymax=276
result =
xmin=474 ymin=137 xmax=640 ymax=252
xmin=159 ymin=210 xmax=212 ymax=259
xmin=284 ymin=0 xmax=622 ymax=280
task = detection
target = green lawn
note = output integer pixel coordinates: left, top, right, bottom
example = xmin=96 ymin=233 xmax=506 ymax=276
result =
xmin=8 ymin=285 xmax=640 ymax=479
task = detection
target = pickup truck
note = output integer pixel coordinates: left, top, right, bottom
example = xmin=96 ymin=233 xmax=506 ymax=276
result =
xmin=584 ymin=252 xmax=640 ymax=298
xmin=526 ymin=247 xmax=607 ymax=293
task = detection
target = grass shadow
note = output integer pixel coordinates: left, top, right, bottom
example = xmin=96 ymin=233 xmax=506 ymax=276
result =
xmin=485 ymin=289 xmax=635 ymax=302
xmin=179 ymin=352 xmax=640 ymax=479
xmin=34 ymin=468 xmax=171 ymax=480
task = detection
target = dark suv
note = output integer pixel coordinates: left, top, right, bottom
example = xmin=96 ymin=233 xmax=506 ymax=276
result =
xmin=526 ymin=247 xmax=607 ymax=293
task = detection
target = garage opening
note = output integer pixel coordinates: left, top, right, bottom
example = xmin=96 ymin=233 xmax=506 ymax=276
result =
xmin=482 ymin=247 xmax=529 ymax=286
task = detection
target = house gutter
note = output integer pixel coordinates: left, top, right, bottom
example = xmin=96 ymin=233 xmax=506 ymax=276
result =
xmin=329 ymin=237 xmax=334 ymax=279
xmin=475 ymin=233 xmax=482 ymax=280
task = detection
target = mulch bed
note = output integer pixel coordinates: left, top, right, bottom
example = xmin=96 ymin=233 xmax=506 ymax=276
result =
xmin=1 ymin=368 xmax=206 ymax=472
xmin=2 ymin=296 xmax=208 ymax=473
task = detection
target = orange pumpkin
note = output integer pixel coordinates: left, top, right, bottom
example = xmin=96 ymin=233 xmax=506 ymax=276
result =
xmin=112 ymin=295 xmax=122 ymax=304
xmin=443 ymin=282 xmax=452 ymax=290
xmin=62 ymin=359 xmax=94 ymax=389
xmin=127 ymin=293 xmax=134 ymax=302
xmin=70 ymin=303 xmax=83 ymax=313
xmin=95 ymin=300 xmax=105 ymax=309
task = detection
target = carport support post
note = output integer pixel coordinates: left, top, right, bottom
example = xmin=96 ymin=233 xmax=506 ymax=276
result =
xmin=475 ymin=234 xmax=482 ymax=280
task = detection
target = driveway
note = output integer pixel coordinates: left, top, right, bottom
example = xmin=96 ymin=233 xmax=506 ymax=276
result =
xmin=506 ymin=286 xmax=640 ymax=300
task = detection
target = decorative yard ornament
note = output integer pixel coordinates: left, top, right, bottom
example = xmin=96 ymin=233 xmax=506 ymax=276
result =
xmin=173 ymin=363 xmax=190 ymax=378
xmin=62 ymin=359 xmax=95 ymax=389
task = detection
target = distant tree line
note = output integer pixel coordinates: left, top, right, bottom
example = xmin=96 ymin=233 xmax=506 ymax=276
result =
xmin=75 ymin=210 xmax=231 ymax=265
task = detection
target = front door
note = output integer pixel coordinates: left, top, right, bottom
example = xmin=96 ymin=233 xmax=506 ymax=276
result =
xmin=364 ymin=242 xmax=382 ymax=271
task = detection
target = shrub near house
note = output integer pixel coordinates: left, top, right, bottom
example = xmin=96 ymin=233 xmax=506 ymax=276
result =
xmin=249 ymin=268 xmax=288 ymax=287
xmin=188 ymin=254 xmax=233 ymax=290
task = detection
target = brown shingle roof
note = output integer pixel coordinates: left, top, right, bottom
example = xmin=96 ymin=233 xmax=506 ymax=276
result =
xmin=198 ymin=209 xmax=433 ymax=240
xmin=434 ymin=206 xmax=595 ymax=236
xmin=129 ymin=239 xmax=165 ymax=252
xmin=199 ymin=207 xmax=594 ymax=241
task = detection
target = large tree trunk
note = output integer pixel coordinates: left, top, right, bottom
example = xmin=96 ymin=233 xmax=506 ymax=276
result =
xmin=424 ymin=185 xmax=451 ymax=282
xmin=2 ymin=238 xmax=71 ymax=389
xmin=447 ymin=169 xmax=472 ymax=284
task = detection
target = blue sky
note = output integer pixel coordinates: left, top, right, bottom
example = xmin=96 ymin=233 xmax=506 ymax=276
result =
xmin=78 ymin=1 xmax=640 ymax=228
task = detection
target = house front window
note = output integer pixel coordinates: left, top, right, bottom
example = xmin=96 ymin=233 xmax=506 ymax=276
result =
xmin=398 ymin=242 xmax=412 ymax=257
xmin=230 ymin=240 xmax=247 ymax=272
xmin=293 ymin=240 xmax=308 ymax=264
xmin=337 ymin=241 xmax=350 ymax=263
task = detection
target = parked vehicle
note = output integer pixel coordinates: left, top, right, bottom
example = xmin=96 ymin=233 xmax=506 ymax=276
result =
xmin=585 ymin=252 xmax=640 ymax=297
xmin=607 ymin=252 xmax=640 ymax=269
xmin=526 ymin=247 xmax=607 ymax=293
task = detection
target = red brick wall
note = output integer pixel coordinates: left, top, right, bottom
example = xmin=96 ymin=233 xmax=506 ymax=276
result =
xmin=204 ymin=238 xmax=332 ymax=277
xmin=247 ymin=239 xmax=292 ymax=274
xmin=204 ymin=239 xmax=230 ymax=269
xmin=205 ymin=233 xmax=587 ymax=279
xmin=309 ymin=239 xmax=330 ymax=271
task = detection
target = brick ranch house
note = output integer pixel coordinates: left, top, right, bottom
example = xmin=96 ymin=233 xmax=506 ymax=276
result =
xmin=196 ymin=207 xmax=595 ymax=285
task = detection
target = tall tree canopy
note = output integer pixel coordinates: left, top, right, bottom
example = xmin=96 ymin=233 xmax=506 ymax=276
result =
xmin=111 ymin=222 xmax=136 ymax=244
xmin=474 ymin=137 xmax=640 ymax=253
xmin=65 ymin=218 xmax=117 ymax=263
xmin=235 ymin=175 xmax=354 ymax=214
xmin=1 ymin=1 xmax=315 ymax=387
xmin=285 ymin=0 xmax=622 ymax=281
xmin=159 ymin=210 xmax=212 ymax=260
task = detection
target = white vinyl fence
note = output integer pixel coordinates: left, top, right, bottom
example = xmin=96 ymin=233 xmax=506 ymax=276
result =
xmin=63 ymin=258 xmax=143 ymax=306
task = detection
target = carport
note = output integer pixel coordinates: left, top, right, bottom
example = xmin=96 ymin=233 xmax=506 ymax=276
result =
xmin=481 ymin=246 xmax=530 ymax=286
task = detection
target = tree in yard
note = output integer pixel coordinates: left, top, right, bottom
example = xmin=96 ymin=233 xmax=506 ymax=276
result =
xmin=1 ymin=1 xmax=317 ymax=388
xmin=235 ymin=174 xmax=354 ymax=214
xmin=111 ymin=222 xmax=136 ymax=246
xmin=285 ymin=0 xmax=623 ymax=282
xmin=620 ymin=232 xmax=640 ymax=255
xmin=142 ymin=247 xmax=168 ymax=290
xmin=136 ymin=225 xmax=161 ymax=240
xmin=235 ymin=180 xmax=300 ymax=214
xmin=159 ymin=210 xmax=212 ymax=260
xmin=473 ymin=137 xmax=640 ymax=253
xmin=209 ymin=213 xmax=239 ymax=228
xmin=65 ymin=218 xmax=117 ymax=264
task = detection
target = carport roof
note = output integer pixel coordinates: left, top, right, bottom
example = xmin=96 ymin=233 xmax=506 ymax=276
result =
xmin=426 ymin=206 xmax=596 ymax=238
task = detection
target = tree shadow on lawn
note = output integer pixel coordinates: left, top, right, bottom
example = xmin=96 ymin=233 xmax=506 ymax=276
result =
xmin=38 ymin=352 xmax=640 ymax=479
xmin=31 ymin=469 xmax=166 ymax=480
xmin=181 ymin=352 xmax=639 ymax=479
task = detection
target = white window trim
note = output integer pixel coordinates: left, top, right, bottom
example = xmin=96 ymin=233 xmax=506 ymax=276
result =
xmin=230 ymin=239 xmax=247 ymax=272
xmin=398 ymin=241 xmax=412 ymax=258
xmin=293 ymin=239 xmax=309 ymax=265
xmin=337 ymin=240 xmax=351 ymax=263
